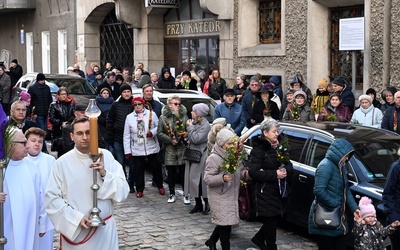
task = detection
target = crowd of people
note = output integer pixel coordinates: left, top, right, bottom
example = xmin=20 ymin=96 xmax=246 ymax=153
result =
xmin=3 ymin=58 xmax=400 ymax=249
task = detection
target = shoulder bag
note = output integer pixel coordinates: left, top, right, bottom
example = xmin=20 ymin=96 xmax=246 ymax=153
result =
xmin=239 ymin=167 xmax=252 ymax=221
xmin=183 ymin=146 xmax=202 ymax=163
xmin=312 ymin=200 xmax=342 ymax=229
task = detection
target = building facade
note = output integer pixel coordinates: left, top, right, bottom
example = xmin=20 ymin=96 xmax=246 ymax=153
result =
xmin=1 ymin=0 xmax=399 ymax=100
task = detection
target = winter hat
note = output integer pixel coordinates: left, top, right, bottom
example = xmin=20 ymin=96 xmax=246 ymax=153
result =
xmin=139 ymin=75 xmax=151 ymax=87
xmin=294 ymin=90 xmax=307 ymax=100
xmin=132 ymin=96 xmax=146 ymax=105
xmin=366 ymin=88 xmax=376 ymax=96
xmin=290 ymin=75 xmax=304 ymax=87
xmin=36 ymin=73 xmax=46 ymax=81
xmin=318 ymin=78 xmax=328 ymax=89
xmin=192 ymin=103 xmax=209 ymax=117
xmin=358 ymin=94 xmax=372 ymax=104
xmin=331 ymin=76 xmax=347 ymax=87
xmin=216 ymin=128 xmax=236 ymax=147
xmin=359 ymin=196 xmax=376 ymax=219
xmin=182 ymin=70 xmax=191 ymax=77
xmin=19 ymin=91 xmax=31 ymax=106
xmin=11 ymin=59 xmax=18 ymax=64
xmin=67 ymin=66 xmax=74 ymax=72
xmin=268 ymin=76 xmax=281 ymax=86
xmin=119 ymin=84 xmax=132 ymax=94
xmin=212 ymin=117 xmax=231 ymax=130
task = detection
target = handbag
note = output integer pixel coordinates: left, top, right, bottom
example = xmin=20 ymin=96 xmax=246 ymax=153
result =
xmin=239 ymin=170 xmax=252 ymax=221
xmin=312 ymin=200 xmax=342 ymax=229
xmin=183 ymin=146 xmax=202 ymax=163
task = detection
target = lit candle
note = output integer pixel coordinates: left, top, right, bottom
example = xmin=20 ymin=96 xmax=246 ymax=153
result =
xmin=85 ymin=99 xmax=101 ymax=155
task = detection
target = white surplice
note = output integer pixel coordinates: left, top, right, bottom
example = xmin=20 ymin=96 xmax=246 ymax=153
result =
xmin=27 ymin=152 xmax=56 ymax=250
xmin=45 ymin=148 xmax=129 ymax=250
xmin=4 ymin=158 xmax=46 ymax=250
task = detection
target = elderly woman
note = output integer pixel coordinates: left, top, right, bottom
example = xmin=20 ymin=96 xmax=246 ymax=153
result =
xmin=351 ymin=95 xmax=383 ymax=128
xmin=123 ymin=96 xmax=164 ymax=198
xmin=317 ymin=92 xmax=352 ymax=122
xmin=282 ymin=90 xmax=315 ymax=122
xmin=248 ymin=118 xmax=293 ymax=250
xmin=185 ymin=103 xmax=211 ymax=213
xmin=380 ymin=86 xmax=397 ymax=113
xmin=204 ymin=129 xmax=246 ymax=250
xmin=157 ymin=95 xmax=189 ymax=203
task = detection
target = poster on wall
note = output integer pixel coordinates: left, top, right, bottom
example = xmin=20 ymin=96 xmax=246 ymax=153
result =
xmin=339 ymin=17 xmax=365 ymax=51
xmin=145 ymin=0 xmax=179 ymax=8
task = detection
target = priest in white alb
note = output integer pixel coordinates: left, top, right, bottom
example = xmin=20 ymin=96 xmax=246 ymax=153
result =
xmin=45 ymin=117 xmax=129 ymax=249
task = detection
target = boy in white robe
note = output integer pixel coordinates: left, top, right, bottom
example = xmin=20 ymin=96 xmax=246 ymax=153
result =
xmin=45 ymin=117 xmax=129 ymax=250
xmin=3 ymin=129 xmax=46 ymax=250
xmin=26 ymin=127 xmax=56 ymax=250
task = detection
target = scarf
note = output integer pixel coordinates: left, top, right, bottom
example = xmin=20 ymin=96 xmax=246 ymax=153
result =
xmin=96 ymin=96 xmax=114 ymax=112
xmin=136 ymin=110 xmax=145 ymax=145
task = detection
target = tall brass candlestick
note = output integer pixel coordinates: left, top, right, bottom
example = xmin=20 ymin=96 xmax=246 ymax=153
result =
xmin=85 ymin=99 xmax=105 ymax=227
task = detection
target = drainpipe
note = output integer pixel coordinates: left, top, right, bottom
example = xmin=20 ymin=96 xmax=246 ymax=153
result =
xmin=382 ymin=0 xmax=391 ymax=87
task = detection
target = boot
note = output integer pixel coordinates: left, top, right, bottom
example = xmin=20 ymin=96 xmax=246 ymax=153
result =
xmin=189 ymin=197 xmax=203 ymax=214
xmin=205 ymin=239 xmax=217 ymax=250
xmin=203 ymin=198 xmax=210 ymax=215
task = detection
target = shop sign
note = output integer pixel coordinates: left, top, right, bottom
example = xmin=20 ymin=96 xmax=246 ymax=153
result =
xmin=165 ymin=19 xmax=220 ymax=38
xmin=145 ymin=0 xmax=179 ymax=8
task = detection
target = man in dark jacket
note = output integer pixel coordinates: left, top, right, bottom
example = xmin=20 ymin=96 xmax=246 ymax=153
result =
xmin=106 ymin=84 xmax=134 ymax=179
xmin=241 ymin=76 xmax=262 ymax=129
xmin=27 ymin=73 xmax=52 ymax=132
xmin=5 ymin=59 xmax=23 ymax=89
xmin=158 ymin=68 xmax=176 ymax=89
xmin=331 ymin=76 xmax=355 ymax=113
xmin=96 ymin=71 xmax=117 ymax=99
xmin=142 ymin=84 xmax=163 ymax=117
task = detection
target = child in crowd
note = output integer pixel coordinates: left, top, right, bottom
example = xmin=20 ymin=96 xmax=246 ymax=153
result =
xmin=311 ymin=77 xmax=330 ymax=115
xmin=19 ymin=91 xmax=34 ymax=120
xmin=352 ymin=196 xmax=400 ymax=250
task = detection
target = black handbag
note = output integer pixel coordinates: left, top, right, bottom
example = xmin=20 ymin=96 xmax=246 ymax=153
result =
xmin=312 ymin=200 xmax=342 ymax=229
xmin=183 ymin=147 xmax=202 ymax=163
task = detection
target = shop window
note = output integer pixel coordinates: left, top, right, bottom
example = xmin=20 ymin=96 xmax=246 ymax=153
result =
xmin=259 ymin=0 xmax=281 ymax=44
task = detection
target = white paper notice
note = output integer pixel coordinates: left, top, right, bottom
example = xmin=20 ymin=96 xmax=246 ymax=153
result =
xmin=339 ymin=17 xmax=364 ymax=51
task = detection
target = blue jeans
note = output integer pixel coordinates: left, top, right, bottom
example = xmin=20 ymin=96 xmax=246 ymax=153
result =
xmin=113 ymin=141 xmax=126 ymax=177
xmin=36 ymin=115 xmax=47 ymax=131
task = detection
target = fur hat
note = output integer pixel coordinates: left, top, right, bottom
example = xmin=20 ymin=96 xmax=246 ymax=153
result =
xmin=331 ymin=76 xmax=347 ymax=87
xmin=192 ymin=103 xmax=209 ymax=117
xmin=119 ymin=84 xmax=132 ymax=94
xmin=294 ymin=90 xmax=307 ymax=100
xmin=358 ymin=94 xmax=372 ymax=104
xmin=132 ymin=96 xmax=146 ymax=105
xmin=212 ymin=117 xmax=231 ymax=130
xmin=36 ymin=73 xmax=46 ymax=81
xmin=216 ymin=128 xmax=235 ymax=147
xmin=359 ymin=196 xmax=376 ymax=219
xmin=318 ymin=78 xmax=328 ymax=89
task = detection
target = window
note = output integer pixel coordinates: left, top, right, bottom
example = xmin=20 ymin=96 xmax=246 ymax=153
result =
xmin=281 ymin=130 xmax=309 ymax=163
xmin=259 ymin=0 xmax=281 ymax=44
xmin=41 ymin=31 xmax=51 ymax=73
xmin=58 ymin=30 xmax=67 ymax=74
xmin=26 ymin=32 xmax=34 ymax=72
xmin=307 ymin=136 xmax=331 ymax=169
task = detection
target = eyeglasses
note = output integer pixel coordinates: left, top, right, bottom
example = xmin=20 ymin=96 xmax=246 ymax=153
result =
xmin=75 ymin=131 xmax=90 ymax=137
xmin=171 ymin=103 xmax=181 ymax=106
xmin=250 ymin=84 xmax=259 ymax=87
xmin=12 ymin=141 xmax=27 ymax=146
xmin=133 ymin=103 xmax=143 ymax=107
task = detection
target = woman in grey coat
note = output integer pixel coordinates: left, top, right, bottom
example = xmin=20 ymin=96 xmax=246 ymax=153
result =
xmin=204 ymin=129 xmax=246 ymax=250
xmin=185 ymin=103 xmax=211 ymax=214
xmin=157 ymin=95 xmax=189 ymax=203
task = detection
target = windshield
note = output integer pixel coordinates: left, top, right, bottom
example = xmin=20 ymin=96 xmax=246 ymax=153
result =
xmin=46 ymin=78 xmax=96 ymax=95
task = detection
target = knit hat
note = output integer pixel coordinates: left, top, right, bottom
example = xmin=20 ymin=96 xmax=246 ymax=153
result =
xmin=358 ymin=94 xmax=372 ymax=103
xmin=318 ymin=78 xmax=328 ymax=89
xmin=294 ymin=90 xmax=307 ymax=100
xmin=331 ymin=76 xmax=347 ymax=87
xmin=182 ymin=70 xmax=191 ymax=77
xmin=268 ymin=76 xmax=281 ymax=86
xmin=119 ymin=84 xmax=132 ymax=94
xmin=212 ymin=117 xmax=231 ymax=130
xmin=132 ymin=96 xmax=146 ymax=105
xmin=359 ymin=196 xmax=376 ymax=219
xmin=19 ymin=91 xmax=31 ymax=106
xmin=366 ymin=88 xmax=376 ymax=96
xmin=216 ymin=128 xmax=236 ymax=147
xmin=192 ymin=103 xmax=209 ymax=117
xmin=11 ymin=59 xmax=18 ymax=64
xmin=36 ymin=73 xmax=46 ymax=81
xmin=139 ymin=75 xmax=151 ymax=87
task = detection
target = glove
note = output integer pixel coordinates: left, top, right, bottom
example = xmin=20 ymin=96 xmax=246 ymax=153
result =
xmin=146 ymin=131 xmax=153 ymax=138
xmin=125 ymin=154 xmax=132 ymax=159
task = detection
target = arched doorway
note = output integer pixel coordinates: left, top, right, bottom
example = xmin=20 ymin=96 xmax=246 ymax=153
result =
xmin=100 ymin=9 xmax=133 ymax=72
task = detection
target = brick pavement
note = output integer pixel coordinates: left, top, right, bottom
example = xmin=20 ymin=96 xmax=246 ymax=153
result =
xmin=52 ymin=174 xmax=317 ymax=250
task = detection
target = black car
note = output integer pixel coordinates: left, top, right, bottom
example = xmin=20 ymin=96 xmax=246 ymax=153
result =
xmin=241 ymin=121 xmax=400 ymax=248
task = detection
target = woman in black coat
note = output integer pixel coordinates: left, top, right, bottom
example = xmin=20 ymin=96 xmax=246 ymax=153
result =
xmin=248 ymin=118 xmax=293 ymax=250
xmin=251 ymin=85 xmax=280 ymax=123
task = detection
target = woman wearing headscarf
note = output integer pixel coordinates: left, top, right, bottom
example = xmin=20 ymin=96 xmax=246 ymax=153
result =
xmin=282 ymin=90 xmax=315 ymax=122
xmin=351 ymin=95 xmax=383 ymax=128
xmin=96 ymin=88 xmax=114 ymax=152
xmin=248 ymin=118 xmax=293 ymax=250
xmin=251 ymin=84 xmax=280 ymax=123
xmin=185 ymin=103 xmax=211 ymax=214
xmin=157 ymin=95 xmax=188 ymax=203
xmin=123 ymin=96 xmax=164 ymax=198
xmin=317 ymin=92 xmax=352 ymax=123
xmin=308 ymin=138 xmax=360 ymax=249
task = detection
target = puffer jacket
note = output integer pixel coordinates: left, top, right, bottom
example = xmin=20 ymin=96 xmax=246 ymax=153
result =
xmin=123 ymin=109 xmax=160 ymax=156
xmin=381 ymin=105 xmax=400 ymax=134
xmin=308 ymin=138 xmax=358 ymax=237
xmin=28 ymin=82 xmax=53 ymax=116
xmin=157 ymin=105 xmax=188 ymax=166
xmin=204 ymin=144 xmax=243 ymax=226
xmin=248 ymin=135 xmax=293 ymax=218
xmin=282 ymin=103 xmax=315 ymax=122
xmin=48 ymin=96 xmax=75 ymax=137
xmin=106 ymin=96 xmax=133 ymax=143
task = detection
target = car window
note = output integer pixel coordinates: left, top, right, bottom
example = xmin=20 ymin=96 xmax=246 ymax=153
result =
xmin=307 ymin=135 xmax=331 ymax=169
xmin=281 ymin=129 xmax=310 ymax=163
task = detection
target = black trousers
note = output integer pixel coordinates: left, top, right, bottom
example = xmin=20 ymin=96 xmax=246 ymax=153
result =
xmin=389 ymin=228 xmax=400 ymax=250
xmin=316 ymin=235 xmax=346 ymax=250
xmin=166 ymin=164 xmax=184 ymax=195
xmin=256 ymin=216 xmax=279 ymax=250
xmin=133 ymin=153 xmax=163 ymax=192
xmin=209 ymin=225 xmax=232 ymax=250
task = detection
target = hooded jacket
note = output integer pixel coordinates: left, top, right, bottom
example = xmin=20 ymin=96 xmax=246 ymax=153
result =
xmin=158 ymin=68 xmax=176 ymax=89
